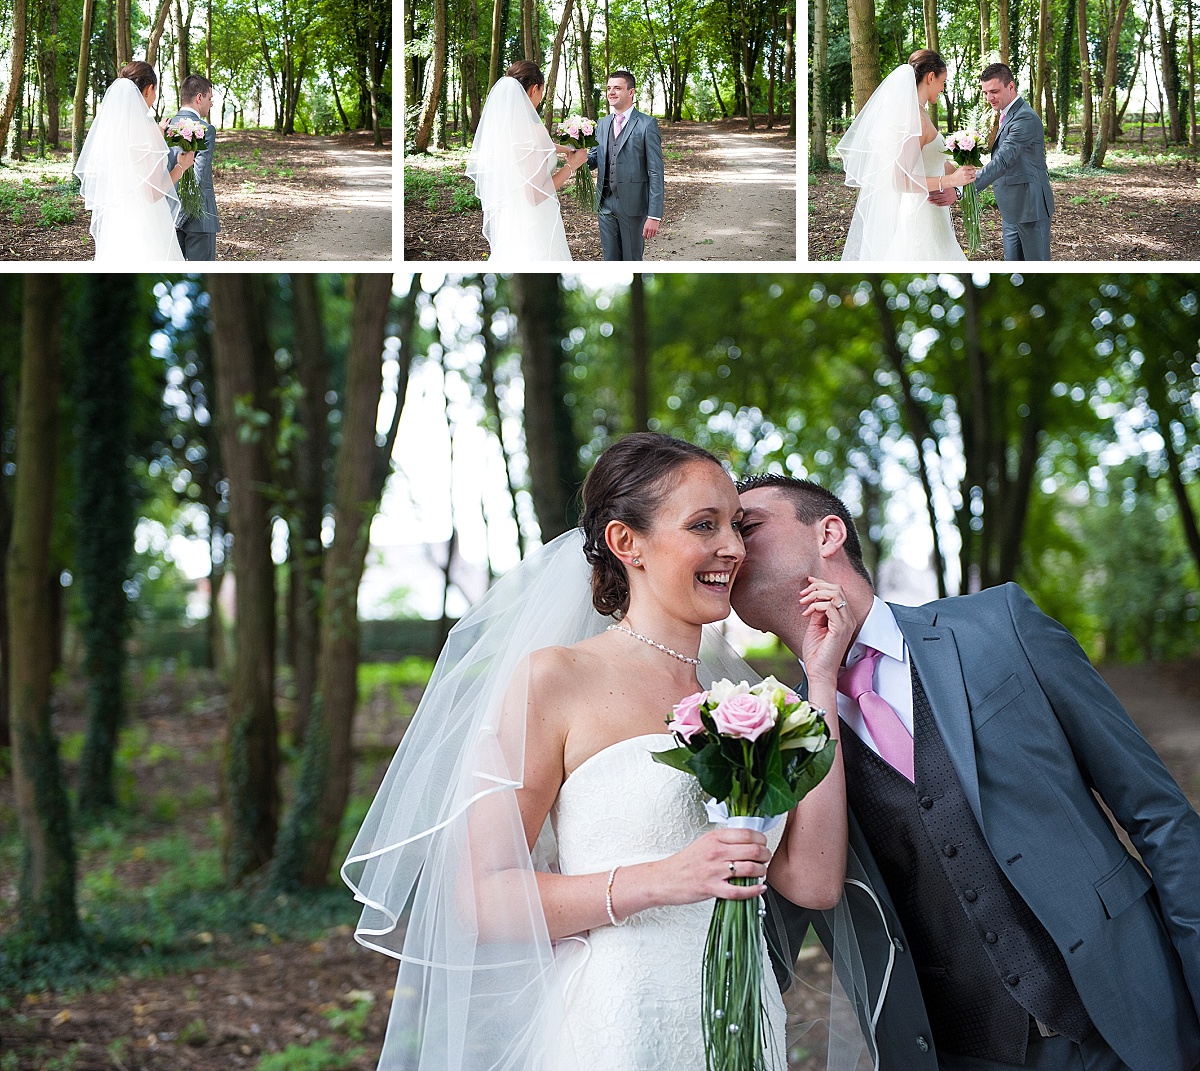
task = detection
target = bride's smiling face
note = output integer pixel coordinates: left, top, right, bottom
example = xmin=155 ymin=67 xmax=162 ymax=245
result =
xmin=613 ymin=460 xmax=745 ymax=627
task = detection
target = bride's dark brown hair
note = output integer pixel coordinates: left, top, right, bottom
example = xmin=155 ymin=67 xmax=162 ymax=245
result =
xmin=119 ymin=61 xmax=158 ymax=93
xmin=580 ymin=433 xmax=724 ymax=617
xmin=908 ymin=49 xmax=947 ymax=83
xmin=506 ymin=60 xmax=545 ymax=91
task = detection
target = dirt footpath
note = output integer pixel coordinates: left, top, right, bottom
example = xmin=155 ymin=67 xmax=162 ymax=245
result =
xmin=282 ymin=143 xmax=392 ymax=260
xmin=653 ymin=127 xmax=797 ymax=262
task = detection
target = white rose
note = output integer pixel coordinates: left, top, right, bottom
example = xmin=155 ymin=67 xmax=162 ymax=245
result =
xmin=707 ymin=678 xmax=748 ymax=705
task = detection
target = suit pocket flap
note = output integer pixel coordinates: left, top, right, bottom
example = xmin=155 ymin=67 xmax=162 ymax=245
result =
xmin=1095 ymin=854 xmax=1151 ymax=919
xmin=971 ymin=673 xmax=1024 ymax=729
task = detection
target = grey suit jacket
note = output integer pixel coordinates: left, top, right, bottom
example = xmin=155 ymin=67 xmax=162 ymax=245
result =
xmin=166 ymin=108 xmax=220 ymax=233
xmin=586 ymin=108 xmax=665 ymax=220
xmin=770 ymin=584 xmax=1200 ymax=1071
xmin=973 ymin=97 xmax=1054 ymax=225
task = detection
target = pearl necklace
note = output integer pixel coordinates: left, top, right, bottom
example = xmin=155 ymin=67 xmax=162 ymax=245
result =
xmin=606 ymin=624 xmax=701 ymax=666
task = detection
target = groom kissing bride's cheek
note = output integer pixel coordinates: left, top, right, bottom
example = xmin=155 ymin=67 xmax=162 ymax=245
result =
xmin=731 ymin=474 xmax=1200 ymax=1071
xmin=586 ymin=71 xmax=665 ymax=262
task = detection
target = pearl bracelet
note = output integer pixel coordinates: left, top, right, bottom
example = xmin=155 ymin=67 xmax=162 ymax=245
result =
xmin=605 ymin=865 xmax=626 ymax=926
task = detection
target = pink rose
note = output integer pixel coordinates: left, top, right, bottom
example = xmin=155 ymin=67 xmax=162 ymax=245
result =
xmin=711 ymin=691 xmax=776 ymax=741
xmin=668 ymin=690 xmax=707 ymax=742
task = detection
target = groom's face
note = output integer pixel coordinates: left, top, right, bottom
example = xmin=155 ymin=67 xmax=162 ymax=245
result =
xmin=191 ymin=90 xmax=214 ymax=118
xmin=731 ymin=487 xmax=822 ymax=634
xmin=607 ymin=78 xmax=634 ymax=112
xmin=981 ymin=77 xmax=1016 ymax=112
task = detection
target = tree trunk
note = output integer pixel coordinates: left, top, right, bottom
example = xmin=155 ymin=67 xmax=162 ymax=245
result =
xmin=0 ymin=0 xmax=28 ymax=159
xmin=74 ymin=276 xmax=136 ymax=816
xmin=810 ymin=0 xmax=829 ymax=166
xmin=116 ymin=0 xmax=131 ymax=66
xmin=513 ymin=276 xmax=578 ymax=541
xmin=413 ymin=0 xmax=446 ymax=152
xmin=847 ymin=0 xmax=881 ymax=112
xmin=543 ymin=0 xmax=576 ymax=133
xmin=1156 ymin=0 xmax=1183 ymax=139
xmin=8 ymin=274 xmax=79 ymax=945
xmin=488 ymin=0 xmax=504 ymax=88
xmin=270 ymin=275 xmax=403 ymax=890
xmin=523 ymin=0 xmax=536 ymax=60
xmin=1077 ymin=0 xmax=1094 ymax=163
xmin=285 ymin=275 xmax=330 ymax=750
xmin=630 ymin=274 xmax=649 ymax=431
xmin=785 ymin=1 xmax=795 ymax=137
xmin=1034 ymin=0 xmax=1050 ymax=116
xmin=41 ymin=0 xmax=60 ymax=148
xmin=980 ymin=0 xmax=992 ymax=57
xmin=1190 ymin=0 xmax=1197 ymax=143
xmin=464 ymin=0 xmax=482 ymax=131
xmin=575 ymin=0 xmax=596 ymax=118
xmin=145 ymin=0 xmax=172 ymax=67
xmin=72 ymin=0 xmax=95 ymax=164
xmin=209 ymin=275 xmax=280 ymax=885
xmin=998 ymin=0 xmax=1010 ymax=61
xmin=1090 ymin=0 xmax=1133 ymax=165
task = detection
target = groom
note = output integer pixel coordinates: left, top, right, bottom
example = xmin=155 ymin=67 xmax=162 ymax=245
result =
xmin=731 ymin=474 xmax=1200 ymax=1071
xmin=586 ymin=71 xmax=664 ymax=261
xmin=971 ymin=63 xmax=1055 ymax=260
xmin=166 ymin=74 xmax=220 ymax=261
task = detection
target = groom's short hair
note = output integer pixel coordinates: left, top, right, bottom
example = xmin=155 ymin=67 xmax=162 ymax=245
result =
xmin=980 ymin=62 xmax=1015 ymax=87
xmin=181 ymin=74 xmax=214 ymax=103
xmin=608 ymin=70 xmax=636 ymax=90
xmin=736 ymin=473 xmax=874 ymax=587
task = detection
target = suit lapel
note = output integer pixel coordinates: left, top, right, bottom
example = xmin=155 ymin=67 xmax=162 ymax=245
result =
xmin=890 ymin=602 xmax=983 ymax=826
xmin=613 ymin=109 xmax=636 ymax=156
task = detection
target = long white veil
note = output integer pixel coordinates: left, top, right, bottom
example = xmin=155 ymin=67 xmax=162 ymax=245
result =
xmin=74 ymin=78 xmax=184 ymax=263
xmin=343 ymin=529 xmax=879 ymax=1070
xmin=465 ymin=76 xmax=570 ymax=262
xmin=836 ymin=64 xmax=929 ymax=261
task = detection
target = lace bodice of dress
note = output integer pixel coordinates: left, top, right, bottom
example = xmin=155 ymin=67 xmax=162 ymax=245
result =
xmin=549 ymin=733 xmax=786 ymax=1070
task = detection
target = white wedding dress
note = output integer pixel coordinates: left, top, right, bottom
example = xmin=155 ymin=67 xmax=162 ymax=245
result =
xmin=551 ymin=734 xmax=787 ymax=1069
xmin=466 ymin=76 xmax=572 ymax=262
xmin=74 ymin=78 xmax=184 ymax=263
xmin=838 ymin=64 xmax=965 ymax=261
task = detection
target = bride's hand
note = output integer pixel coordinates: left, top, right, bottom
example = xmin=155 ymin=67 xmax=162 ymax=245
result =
xmin=648 ymin=829 xmax=771 ymax=905
xmin=949 ymin=164 xmax=976 ymax=185
xmin=177 ymin=151 xmax=196 ymax=172
xmin=568 ymin=147 xmax=588 ymax=169
xmin=798 ymin=577 xmax=855 ymax=688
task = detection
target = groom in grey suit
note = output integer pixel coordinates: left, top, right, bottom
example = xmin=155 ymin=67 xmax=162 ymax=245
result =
xmin=732 ymin=474 xmax=1200 ymax=1071
xmin=586 ymin=71 xmax=665 ymax=261
xmin=972 ymin=62 xmax=1055 ymax=260
xmin=166 ymin=74 xmax=220 ymax=261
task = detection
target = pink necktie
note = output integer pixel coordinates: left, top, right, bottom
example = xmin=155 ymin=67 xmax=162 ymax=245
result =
xmin=838 ymin=646 xmax=915 ymax=782
xmin=615 ymin=112 xmax=625 ymax=138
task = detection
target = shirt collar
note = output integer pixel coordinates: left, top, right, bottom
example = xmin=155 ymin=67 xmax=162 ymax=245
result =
xmin=179 ymin=108 xmax=202 ymax=119
xmin=849 ymin=595 xmax=906 ymax=666
xmin=999 ymin=97 xmax=1020 ymax=123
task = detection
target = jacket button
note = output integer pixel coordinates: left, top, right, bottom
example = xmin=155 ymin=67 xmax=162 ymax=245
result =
xmin=919 ymin=795 xmax=934 ymax=809
xmin=964 ymin=888 xmax=978 ymax=902
xmin=1006 ymin=973 xmax=1020 ymax=987
xmin=942 ymin=842 xmax=957 ymax=858
xmin=893 ymin=937 xmax=905 ymax=953
xmin=985 ymin=931 xmax=998 ymax=944
xmin=916 ymin=1036 xmax=930 ymax=1052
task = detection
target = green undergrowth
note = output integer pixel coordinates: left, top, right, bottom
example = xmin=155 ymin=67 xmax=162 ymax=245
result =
xmin=404 ymin=157 xmax=480 ymax=213
xmin=0 ymin=177 xmax=80 ymax=227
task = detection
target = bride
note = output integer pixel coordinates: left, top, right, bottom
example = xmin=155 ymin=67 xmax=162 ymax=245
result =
xmin=74 ymin=62 xmax=194 ymax=263
xmin=466 ymin=60 xmax=588 ymax=262
xmin=837 ymin=50 xmax=975 ymax=261
xmin=343 ymin=433 xmax=869 ymax=1070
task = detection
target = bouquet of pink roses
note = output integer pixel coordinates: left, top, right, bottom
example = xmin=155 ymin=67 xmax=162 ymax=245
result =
xmin=164 ymin=116 xmax=208 ymax=220
xmin=654 ymin=676 xmax=836 ymax=1071
xmin=944 ymin=127 xmax=987 ymax=255
xmin=554 ymin=114 xmax=597 ymax=210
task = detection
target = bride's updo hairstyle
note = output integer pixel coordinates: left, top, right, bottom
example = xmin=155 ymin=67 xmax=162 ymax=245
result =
xmin=908 ymin=49 xmax=947 ymax=83
xmin=118 ymin=61 xmax=158 ymax=93
xmin=506 ymin=60 xmax=545 ymax=92
xmin=581 ymin=432 xmax=723 ymax=617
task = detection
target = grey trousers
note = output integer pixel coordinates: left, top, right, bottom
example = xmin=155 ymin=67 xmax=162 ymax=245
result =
xmin=177 ymin=228 xmax=217 ymax=261
xmin=1001 ymin=216 xmax=1052 ymax=260
xmin=598 ymin=200 xmax=645 ymax=261
xmin=938 ymin=1025 xmax=1133 ymax=1071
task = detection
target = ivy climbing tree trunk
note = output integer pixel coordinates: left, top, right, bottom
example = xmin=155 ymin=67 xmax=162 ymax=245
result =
xmin=209 ymin=274 xmax=281 ymax=885
xmin=74 ymin=275 xmax=137 ymax=816
xmin=72 ymin=0 xmax=95 ymax=163
xmin=8 ymin=274 xmax=79 ymax=945
xmin=0 ymin=0 xmax=29 ymax=159
xmin=413 ymin=0 xmax=447 ymax=151
xmin=271 ymin=274 xmax=408 ymax=890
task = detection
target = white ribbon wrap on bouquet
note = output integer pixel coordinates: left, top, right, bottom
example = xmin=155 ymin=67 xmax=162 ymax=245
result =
xmin=704 ymin=798 xmax=785 ymax=834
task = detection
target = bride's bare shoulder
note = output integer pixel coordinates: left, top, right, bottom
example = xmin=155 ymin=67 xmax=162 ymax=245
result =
xmin=918 ymin=110 xmax=938 ymax=146
xmin=528 ymin=635 xmax=609 ymax=695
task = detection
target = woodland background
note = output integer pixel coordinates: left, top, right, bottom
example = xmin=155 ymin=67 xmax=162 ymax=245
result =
xmin=808 ymin=0 xmax=1200 ymax=257
xmin=1 ymin=272 xmax=1198 ymax=1070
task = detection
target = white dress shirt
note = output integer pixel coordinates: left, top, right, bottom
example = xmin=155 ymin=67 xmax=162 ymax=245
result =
xmin=804 ymin=595 xmax=914 ymax=762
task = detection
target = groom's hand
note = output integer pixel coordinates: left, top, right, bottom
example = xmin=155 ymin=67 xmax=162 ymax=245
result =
xmin=643 ymin=218 xmax=660 ymax=239
xmin=927 ymin=188 xmax=956 ymax=206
